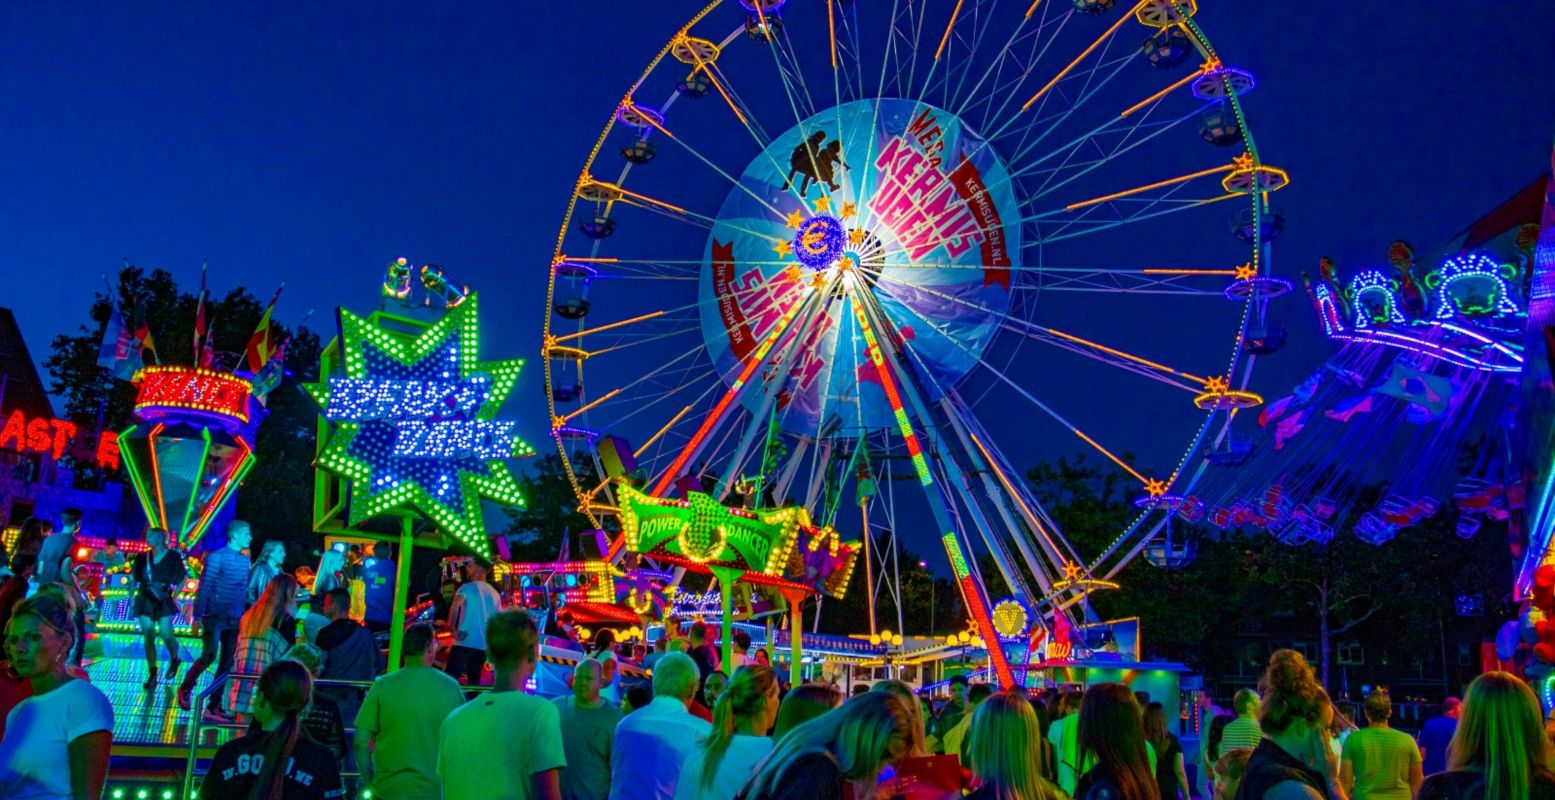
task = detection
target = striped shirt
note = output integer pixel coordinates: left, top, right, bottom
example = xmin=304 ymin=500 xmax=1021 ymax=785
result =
xmin=1221 ymin=716 xmax=1265 ymax=752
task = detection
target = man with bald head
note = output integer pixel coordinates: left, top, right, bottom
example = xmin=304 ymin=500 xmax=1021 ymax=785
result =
xmin=610 ymin=652 xmax=711 ymax=800
xmin=552 ymin=658 xmax=622 ymax=800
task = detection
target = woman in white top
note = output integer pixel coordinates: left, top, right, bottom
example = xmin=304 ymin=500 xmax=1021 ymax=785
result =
xmin=0 ymin=594 xmax=114 ymax=800
xmin=589 ymin=628 xmax=622 ymax=704
xmin=675 ymin=664 xmax=781 ymax=800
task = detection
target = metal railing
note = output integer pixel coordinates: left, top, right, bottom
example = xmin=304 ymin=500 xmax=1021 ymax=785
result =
xmin=180 ymin=671 xmax=488 ymax=799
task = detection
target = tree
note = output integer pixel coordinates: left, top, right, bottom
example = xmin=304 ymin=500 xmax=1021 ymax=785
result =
xmin=501 ymin=452 xmax=595 ymax=562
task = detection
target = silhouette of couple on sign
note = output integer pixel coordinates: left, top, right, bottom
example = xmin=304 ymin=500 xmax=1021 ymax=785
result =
xmin=782 ymin=131 xmax=847 ymax=196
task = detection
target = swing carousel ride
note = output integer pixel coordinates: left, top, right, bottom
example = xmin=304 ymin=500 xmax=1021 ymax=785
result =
xmin=1183 ymin=178 xmax=1539 ymax=550
xmin=541 ymin=0 xmax=1286 ymax=686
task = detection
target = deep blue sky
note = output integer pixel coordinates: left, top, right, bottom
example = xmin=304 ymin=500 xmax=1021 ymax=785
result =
xmin=2 ymin=3 xmax=1552 ymax=558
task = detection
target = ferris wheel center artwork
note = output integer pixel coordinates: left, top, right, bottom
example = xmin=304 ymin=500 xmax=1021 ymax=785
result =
xmin=701 ymin=99 xmax=1019 ymax=433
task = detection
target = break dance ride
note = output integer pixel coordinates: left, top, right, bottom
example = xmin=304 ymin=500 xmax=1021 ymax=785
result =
xmin=543 ymin=0 xmax=1286 ymax=687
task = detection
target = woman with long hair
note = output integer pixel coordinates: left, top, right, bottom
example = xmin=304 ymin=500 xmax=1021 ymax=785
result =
xmin=589 ymin=628 xmax=622 ymax=704
xmin=132 ymin=527 xmax=187 ymax=689
xmin=0 ymin=594 xmax=113 ymax=800
xmin=1144 ymin=701 xmax=1189 ymax=800
xmin=200 ymin=659 xmax=343 ymax=800
xmin=1076 ymin=683 xmax=1160 ymax=800
xmin=773 ymin=682 xmax=843 ymax=738
xmin=1238 ymin=649 xmax=1344 ymax=800
xmin=870 ymin=679 xmax=928 ymax=757
xmin=676 ymin=664 xmax=781 ymax=800
xmin=736 ymin=690 xmax=915 ymax=800
xmin=11 ymin=516 xmax=50 ymax=562
xmin=313 ymin=548 xmax=345 ymax=597
xmin=964 ymin=691 xmax=1065 ymax=800
xmin=1417 ymin=671 xmax=1555 ymax=800
xmin=223 ymin=574 xmax=299 ymax=721
xmin=247 ymin=540 xmax=285 ymax=606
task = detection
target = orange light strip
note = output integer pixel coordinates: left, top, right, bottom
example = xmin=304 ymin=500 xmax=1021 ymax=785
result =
xmin=648 ymin=298 xmax=807 ymax=498
xmin=1047 ymin=328 xmax=1210 ymax=385
xmin=685 ymin=48 xmax=748 ymax=127
xmin=1022 ymin=0 xmax=1149 ymax=111
xmin=557 ymin=256 xmax=619 ymax=264
xmin=146 ymin=423 xmax=169 ymax=528
xmin=1119 ymin=63 xmax=1209 ymax=118
xmin=1025 ymin=0 xmax=1042 ymax=18
xmin=1074 ymin=429 xmax=1149 ymax=485
xmin=967 ymin=431 xmax=1068 ymax=561
xmin=827 ymin=0 xmax=838 ymax=69
xmin=1140 ymin=268 xmax=1238 ymax=276
xmin=1065 ymin=163 xmax=1236 ymax=211
xmin=635 ymin=404 xmax=694 ymax=459
xmin=558 ymin=388 xmax=622 ymax=426
xmin=935 ymin=0 xmax=964 ymax=61
xmin=595 ymin=181 xmax=688 ymax=215
xmin=550 ymin=310 xmax=668 ymax=344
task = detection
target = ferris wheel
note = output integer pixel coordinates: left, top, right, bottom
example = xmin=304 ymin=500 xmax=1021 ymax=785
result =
xmin=542 ymin=0 xmax=1286 ymax=674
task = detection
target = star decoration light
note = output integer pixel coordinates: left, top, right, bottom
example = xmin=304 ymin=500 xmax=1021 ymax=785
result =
xmin=1204 ymin=375 xmax=1229 ymax=393
xmin=784 ymin=208 xmax=807 ymax=228
xmin=849 ymin=228 xmax=868 ymax=246
xmin=304 ymin=293 xmax=530 ymax=558
xmin=1234 ymin=262 xmax=1256 ymax=280
xmin=840 ymin=201 xmax=857 ymax=218
xmin=782 ymin=264 xmax=805 ymax=284
xmin=772 ymin=240 xmax=793 ymax=257
xmin=1061 ymin=561 xmax=1085 ymax=582
xmin=813 ymin=196 xmax=832 ymax=212
xmin=1143 ymin=477 xmax=1168 ymax=497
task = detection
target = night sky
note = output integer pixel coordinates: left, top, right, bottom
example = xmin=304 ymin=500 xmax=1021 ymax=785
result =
xmin=3 ymin=2 xmax=1553 ymax=560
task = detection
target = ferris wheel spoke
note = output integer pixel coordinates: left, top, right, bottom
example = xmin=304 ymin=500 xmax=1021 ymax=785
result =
xmin=946 ymin=1 xmax=1059 ymax=126
xmin=1017 ymin=0 xmax=1151 ymax=114
xmin=853 ymin=265 xmax=1169 ymax=497
xmin=1027 ymin=191 xmax=1241 ymax=246
xmin=861 ymin=264 xmax=1213 ymax=393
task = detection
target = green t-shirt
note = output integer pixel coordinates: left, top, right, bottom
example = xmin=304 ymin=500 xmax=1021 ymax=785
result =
xmin=357 ymin=665 xmax=468 ymax=800
xmin=552 ymin=696 xmax=623 ymax=800
xmin=1342 ymin=726 xmax=1421 ymax=800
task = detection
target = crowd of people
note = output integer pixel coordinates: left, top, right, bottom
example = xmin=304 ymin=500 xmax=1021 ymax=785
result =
xmin=2 ymin=514 xmax=1555 ymax=800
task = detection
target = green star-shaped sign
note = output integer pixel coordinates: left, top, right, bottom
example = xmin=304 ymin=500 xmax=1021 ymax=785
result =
xmin=304 ymin=293 xmax=530 ymax=557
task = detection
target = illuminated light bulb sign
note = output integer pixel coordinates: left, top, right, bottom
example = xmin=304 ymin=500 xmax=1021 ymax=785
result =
xmin=305 ymin=293 xmax=530 ymax=558
xmin=119 ymin=366 xmax=263 ymax=549
xmin=133 ymin=366 xmax=252 ymax=425
xmin=1427 ymin=252 xmax=1522 ymax=321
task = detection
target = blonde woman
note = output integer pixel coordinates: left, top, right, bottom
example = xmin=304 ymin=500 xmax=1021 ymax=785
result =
xmin=676 ymin=664 xmax=781 ymax=800
xmin=222 ymin=574 xmax=299 ymax=722
xmin=735 ymin=690 xmax=914 ymax=800
xmin=870 ymin=679 xmax=929 ymax=757
xmin=965 ymin=691 xmax=1067 ymax=800
xmin=1417 ymin=671 xmax=1555 ymax=800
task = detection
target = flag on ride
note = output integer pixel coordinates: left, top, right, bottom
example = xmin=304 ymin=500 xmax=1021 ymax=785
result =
xmin=1273 ymin=408 xmax=1311 ymax=450
xmin=131 ymin=303 xmax=157 ymax=364
xmin=193 ymin=264 xmax=209 ymax=366
xmin=250 ymin=335 xmax=287 ymax=404
xmin=244 ymin=285 xmax=283 ymax=374
xmin=96 ymin=306 xmax=142 ymax=380
xmin=1323 ymin=393 xmax=1377 ymax=423
xmin=1373 ymin=361 xmax=1454 ymax=422
xmin=200 ymin=311 xmax=218 ymax=370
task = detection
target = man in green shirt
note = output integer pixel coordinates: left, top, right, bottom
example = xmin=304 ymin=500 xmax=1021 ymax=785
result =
xmin=553 ymin=659 xmax=623 ymax=800
xmin=1341 ymin=689 xmax=1422 ymax=800
xmin=356 ymin=623 xmax=468 ymax=800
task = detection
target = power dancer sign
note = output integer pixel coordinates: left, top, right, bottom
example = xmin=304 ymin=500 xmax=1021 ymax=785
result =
xmin=700 ymin=99 xmax=1019 ymax=435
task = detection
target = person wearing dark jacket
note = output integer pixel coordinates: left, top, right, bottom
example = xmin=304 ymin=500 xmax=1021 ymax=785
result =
xmin=315 ymin=587 xmax=381 ymax=723
xmin=178 ymin=520 xmax=254 ymax=713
